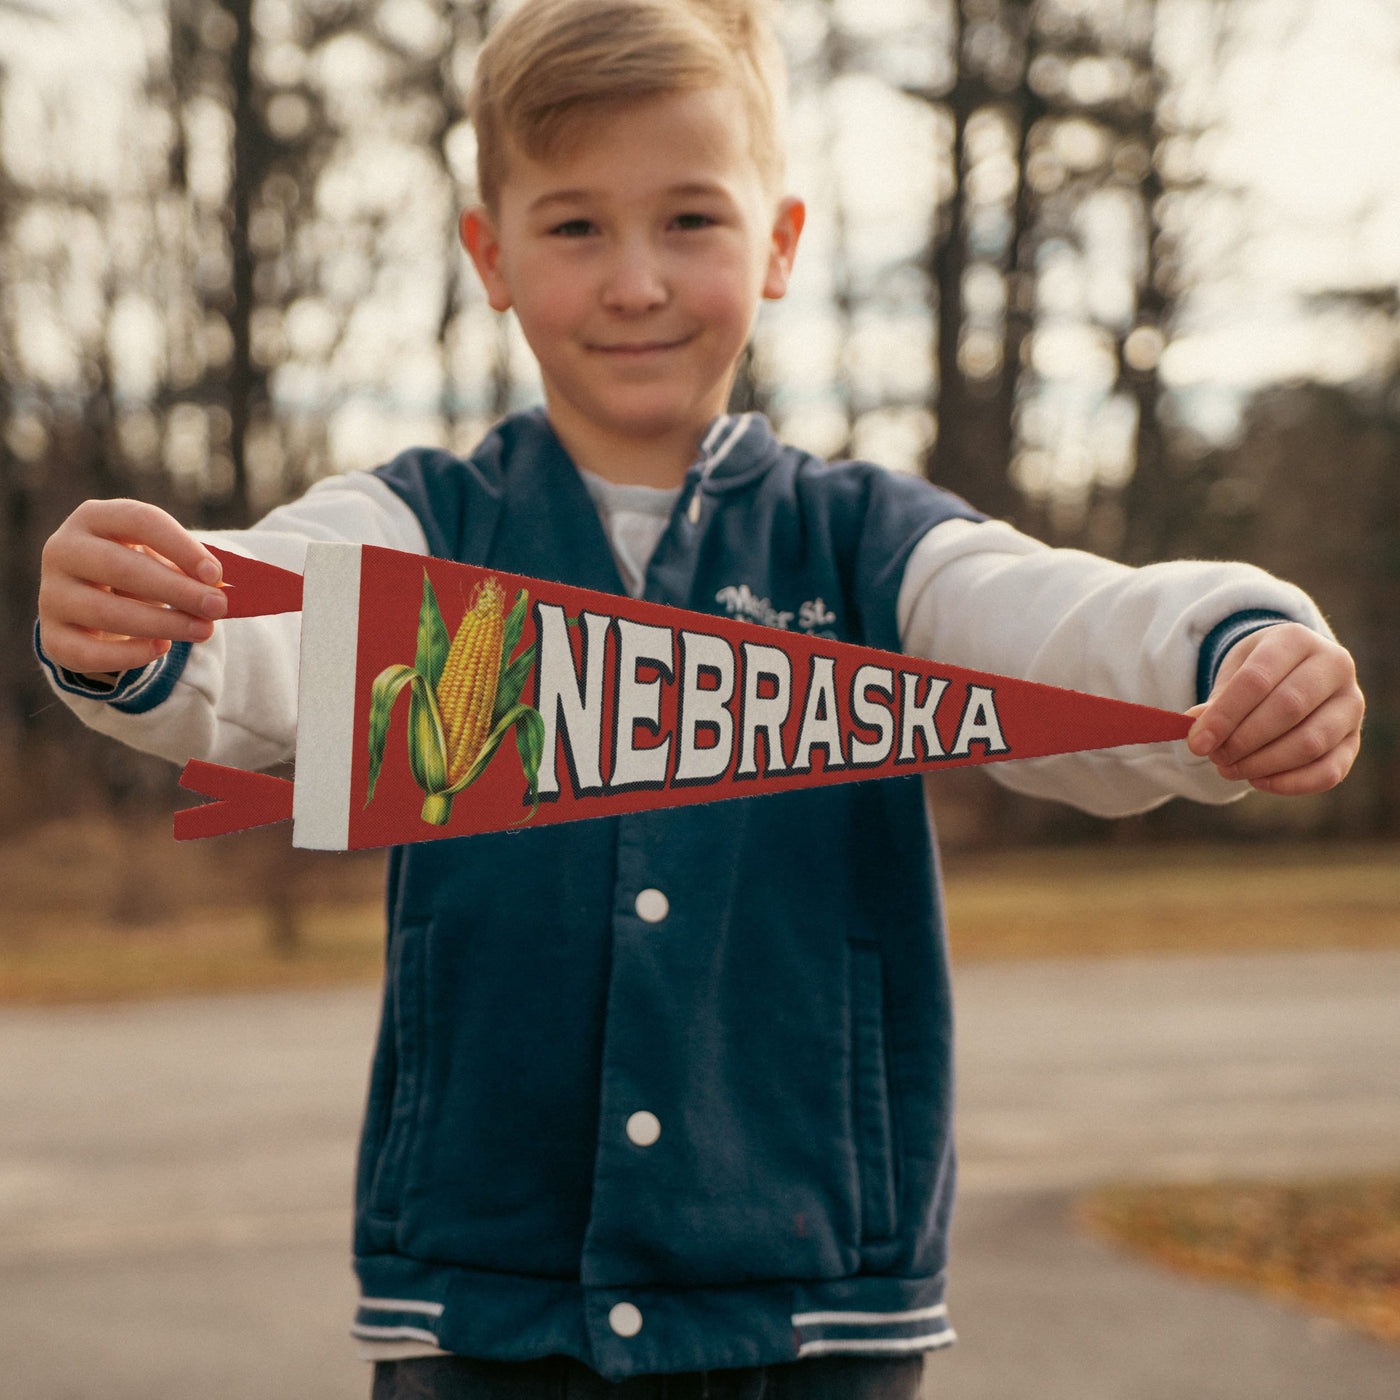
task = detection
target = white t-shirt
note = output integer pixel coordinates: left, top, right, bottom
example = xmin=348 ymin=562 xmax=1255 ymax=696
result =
xmin=577 ymin=468 xmax=683 ymax=598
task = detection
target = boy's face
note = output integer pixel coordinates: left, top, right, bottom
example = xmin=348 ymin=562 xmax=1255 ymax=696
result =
xmin=462 ymin=86 xmax=803 ymax=479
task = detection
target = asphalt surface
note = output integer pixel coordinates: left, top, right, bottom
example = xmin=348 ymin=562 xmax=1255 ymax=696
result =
xmin=940 ymin=950 xmax=1400 ymax=1399
xmin=1 ymin=949 xmax=1398 ymax=1399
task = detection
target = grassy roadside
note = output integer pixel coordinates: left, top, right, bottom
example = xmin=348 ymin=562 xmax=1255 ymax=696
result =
xmin=1 ymin=826 xmax=1396 ymax=1003
xmin=1081 ymin=1178 xmax=1400 ymax=1347
xmin=941 ymin=839 xmax=1400 ymax=962
xmin=0 ymin=902 xmax=388 ymax=1003
xmin=0 ymin=816 xmax=388 ymax=1004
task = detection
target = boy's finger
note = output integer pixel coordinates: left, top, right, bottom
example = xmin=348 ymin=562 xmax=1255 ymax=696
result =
xmin=1188 ymin=665 xmax=1275 ymax=756
xmin=1213 ymin=692 xmax=1363 ymax=783
xmin=74 ymin=498 xmax=223 ymax=586
xmin=1207 ymin=651 xmax=1355 ymax=766
xmin=1187 ymin=625 xmax=1315 ymax=755
xmin=39 ymin=620 xmax=175 ymax=677
xmin=48 ymin=582 xmax=218 ymax=646
xmin=74 ymin=536 xmax=228 ymax=619
xmin=1242 ymin=729 xmax=1362 ymax=797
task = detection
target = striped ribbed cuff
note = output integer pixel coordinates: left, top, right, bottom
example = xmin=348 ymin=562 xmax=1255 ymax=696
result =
xmin=33 ymin=621 xmax=192 ymax=714
xmin=1195 ymin=609 xmax=1292 ymax=704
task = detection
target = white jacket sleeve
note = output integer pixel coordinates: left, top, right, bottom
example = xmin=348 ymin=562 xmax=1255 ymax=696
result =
xmin=896 ymin=517 xmax=1334 ymax=817
xmin=41 ymin=472 xmax=429 ymax=771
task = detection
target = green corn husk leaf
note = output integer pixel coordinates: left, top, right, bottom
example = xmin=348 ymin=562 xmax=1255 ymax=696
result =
xmin=492 ymin=642 xmax=537 ymax=727
xmin=406 ymin=673 xmax=448 ymax=797
xmin=512 ymin=705 xmax=545 ymax=823
xmin=415 ymin=572 xmax=450 ymax=692
xmin=444 ymin=702 xmax=543 ymax=799
xmin=365 ymin=663 xmax=418 ymax=804
xmin=501 ymin=588 xmax=529 ymax=663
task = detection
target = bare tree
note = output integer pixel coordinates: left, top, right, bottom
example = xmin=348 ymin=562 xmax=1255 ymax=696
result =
xmin=914 ymin=0 xmax=1031 ymax=522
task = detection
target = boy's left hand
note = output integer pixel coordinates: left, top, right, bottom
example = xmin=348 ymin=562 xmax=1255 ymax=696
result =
xmin=1186 ymin=623 xmax=1364 ymax=796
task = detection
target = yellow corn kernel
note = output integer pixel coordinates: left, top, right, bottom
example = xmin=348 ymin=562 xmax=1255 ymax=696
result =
xmin=436 ymin=578 xmax=505 ymax=784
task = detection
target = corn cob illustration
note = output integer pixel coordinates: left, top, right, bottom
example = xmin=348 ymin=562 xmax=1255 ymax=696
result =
xmin=438 ymin=577 xmax=505 ymax=786
xmin=365 ymin=572 xmax=544 ymax=826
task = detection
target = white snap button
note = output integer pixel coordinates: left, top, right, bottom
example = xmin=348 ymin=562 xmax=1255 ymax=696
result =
xmin=626 ymin=1110 xmax=661 ymax=1146
xmin=608 ymin=1301 xmax=643 ymax=1337
xmin=634 ymin=888 xmax=669 ymax=923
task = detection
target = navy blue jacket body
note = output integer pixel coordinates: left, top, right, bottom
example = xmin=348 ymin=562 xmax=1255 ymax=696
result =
xmin=352 ymin=410 xmax=983 ymax=1377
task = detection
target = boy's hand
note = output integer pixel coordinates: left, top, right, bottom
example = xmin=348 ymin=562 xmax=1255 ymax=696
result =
xmin=38 ymin=499 xmax=228 ymax=679
xmin=1186 ymin=623 xmax=1364 ymax=796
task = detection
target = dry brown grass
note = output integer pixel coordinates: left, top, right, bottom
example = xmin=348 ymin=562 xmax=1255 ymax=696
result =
xmin=1 ymin=820 xmax=1396 ymax=1002
xmin=0 ymin=903 xmax=388 ymax=1003
xmin=1080 ymin=1177 xmax=1400 ymax=1346
xmin=0 ymin=815 xmax=387 ymax=1003
xmin=941 ymin=840 xmax=1400 ymax=961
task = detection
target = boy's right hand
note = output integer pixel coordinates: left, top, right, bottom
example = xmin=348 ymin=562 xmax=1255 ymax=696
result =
xmin=38 ymin=499 xmax=229 ymax=679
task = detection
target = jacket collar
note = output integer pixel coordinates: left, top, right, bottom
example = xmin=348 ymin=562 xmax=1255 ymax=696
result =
xmin=514 ymin=408 xmax=784 ymax=497
xmin=690 ymin=412 xmax=784 ymax=492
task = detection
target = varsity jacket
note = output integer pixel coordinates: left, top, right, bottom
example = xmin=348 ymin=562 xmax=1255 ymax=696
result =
xmin=38 ymin=410 xmax=1329 ymax=1378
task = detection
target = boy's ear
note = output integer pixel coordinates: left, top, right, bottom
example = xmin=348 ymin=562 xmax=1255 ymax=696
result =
xmin=460 ymin=206 xmax=513 ymax=313
xmin=761 ymin=197 xmax=806 ymax=302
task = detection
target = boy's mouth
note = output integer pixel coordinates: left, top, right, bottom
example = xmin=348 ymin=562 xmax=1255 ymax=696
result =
xmin=588 ymin=335 xmax=693 ymax=356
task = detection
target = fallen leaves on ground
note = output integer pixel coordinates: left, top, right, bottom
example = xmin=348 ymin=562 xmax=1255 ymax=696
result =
xmin=1080 ymin=1177 xmax=1400 ymax=1346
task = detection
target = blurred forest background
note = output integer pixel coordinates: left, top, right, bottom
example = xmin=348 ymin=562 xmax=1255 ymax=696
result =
xmin=0 ymin=0 xmax=1396 ymax=935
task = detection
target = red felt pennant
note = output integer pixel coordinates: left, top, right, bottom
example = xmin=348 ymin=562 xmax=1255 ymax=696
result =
xmin=174 ymin=759 xmax=295 ymax=839
xmin=173 ymin=543 xmax=1195 ymax=850
xmin=316 ymin=545 xmax=1192 ymax=850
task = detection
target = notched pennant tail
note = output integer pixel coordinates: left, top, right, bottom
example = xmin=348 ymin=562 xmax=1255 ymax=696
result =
xmin=175 ymin=760 xmax=295 ymax=839
xmin=204 ymin=543 xmax=304 ymax=617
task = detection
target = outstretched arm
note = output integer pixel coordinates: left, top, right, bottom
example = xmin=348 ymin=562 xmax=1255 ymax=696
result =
xmin=36 ymin=474 xmax=428 ymax=769
xmin=896 ymin=517 xmax=1347 ymax=815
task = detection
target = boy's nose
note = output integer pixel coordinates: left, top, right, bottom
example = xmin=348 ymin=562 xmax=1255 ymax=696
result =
xmin=601 ymin=240 xmax=668 ymax=313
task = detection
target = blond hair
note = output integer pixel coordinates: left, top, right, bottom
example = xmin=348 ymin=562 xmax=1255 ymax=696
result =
xmin=469 ymin=0 xmax=787 ymax=209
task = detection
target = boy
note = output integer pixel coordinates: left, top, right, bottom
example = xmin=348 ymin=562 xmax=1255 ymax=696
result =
xmin=37 ymin=0 xmax=1363 ymax=1396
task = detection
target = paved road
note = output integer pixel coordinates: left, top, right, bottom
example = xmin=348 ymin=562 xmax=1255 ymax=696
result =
xmin=953 ymin=950 xmax=1400 ymax=1192
xmin=941 ymin=950 xmax=1400 ymax=1400
xmin=1 ymin=950 xmax=1398 ymax=1399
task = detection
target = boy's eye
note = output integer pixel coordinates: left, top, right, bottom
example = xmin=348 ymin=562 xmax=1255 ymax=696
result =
xmin=672 ymin=212 xmax=717 ymax=231
xmin=549 ymin=219 xmax=595 ymax=238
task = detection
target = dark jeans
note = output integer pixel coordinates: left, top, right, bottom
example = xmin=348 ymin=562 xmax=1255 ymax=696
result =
xmin=372 ymin=1354 xmax=926 ymax=1400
